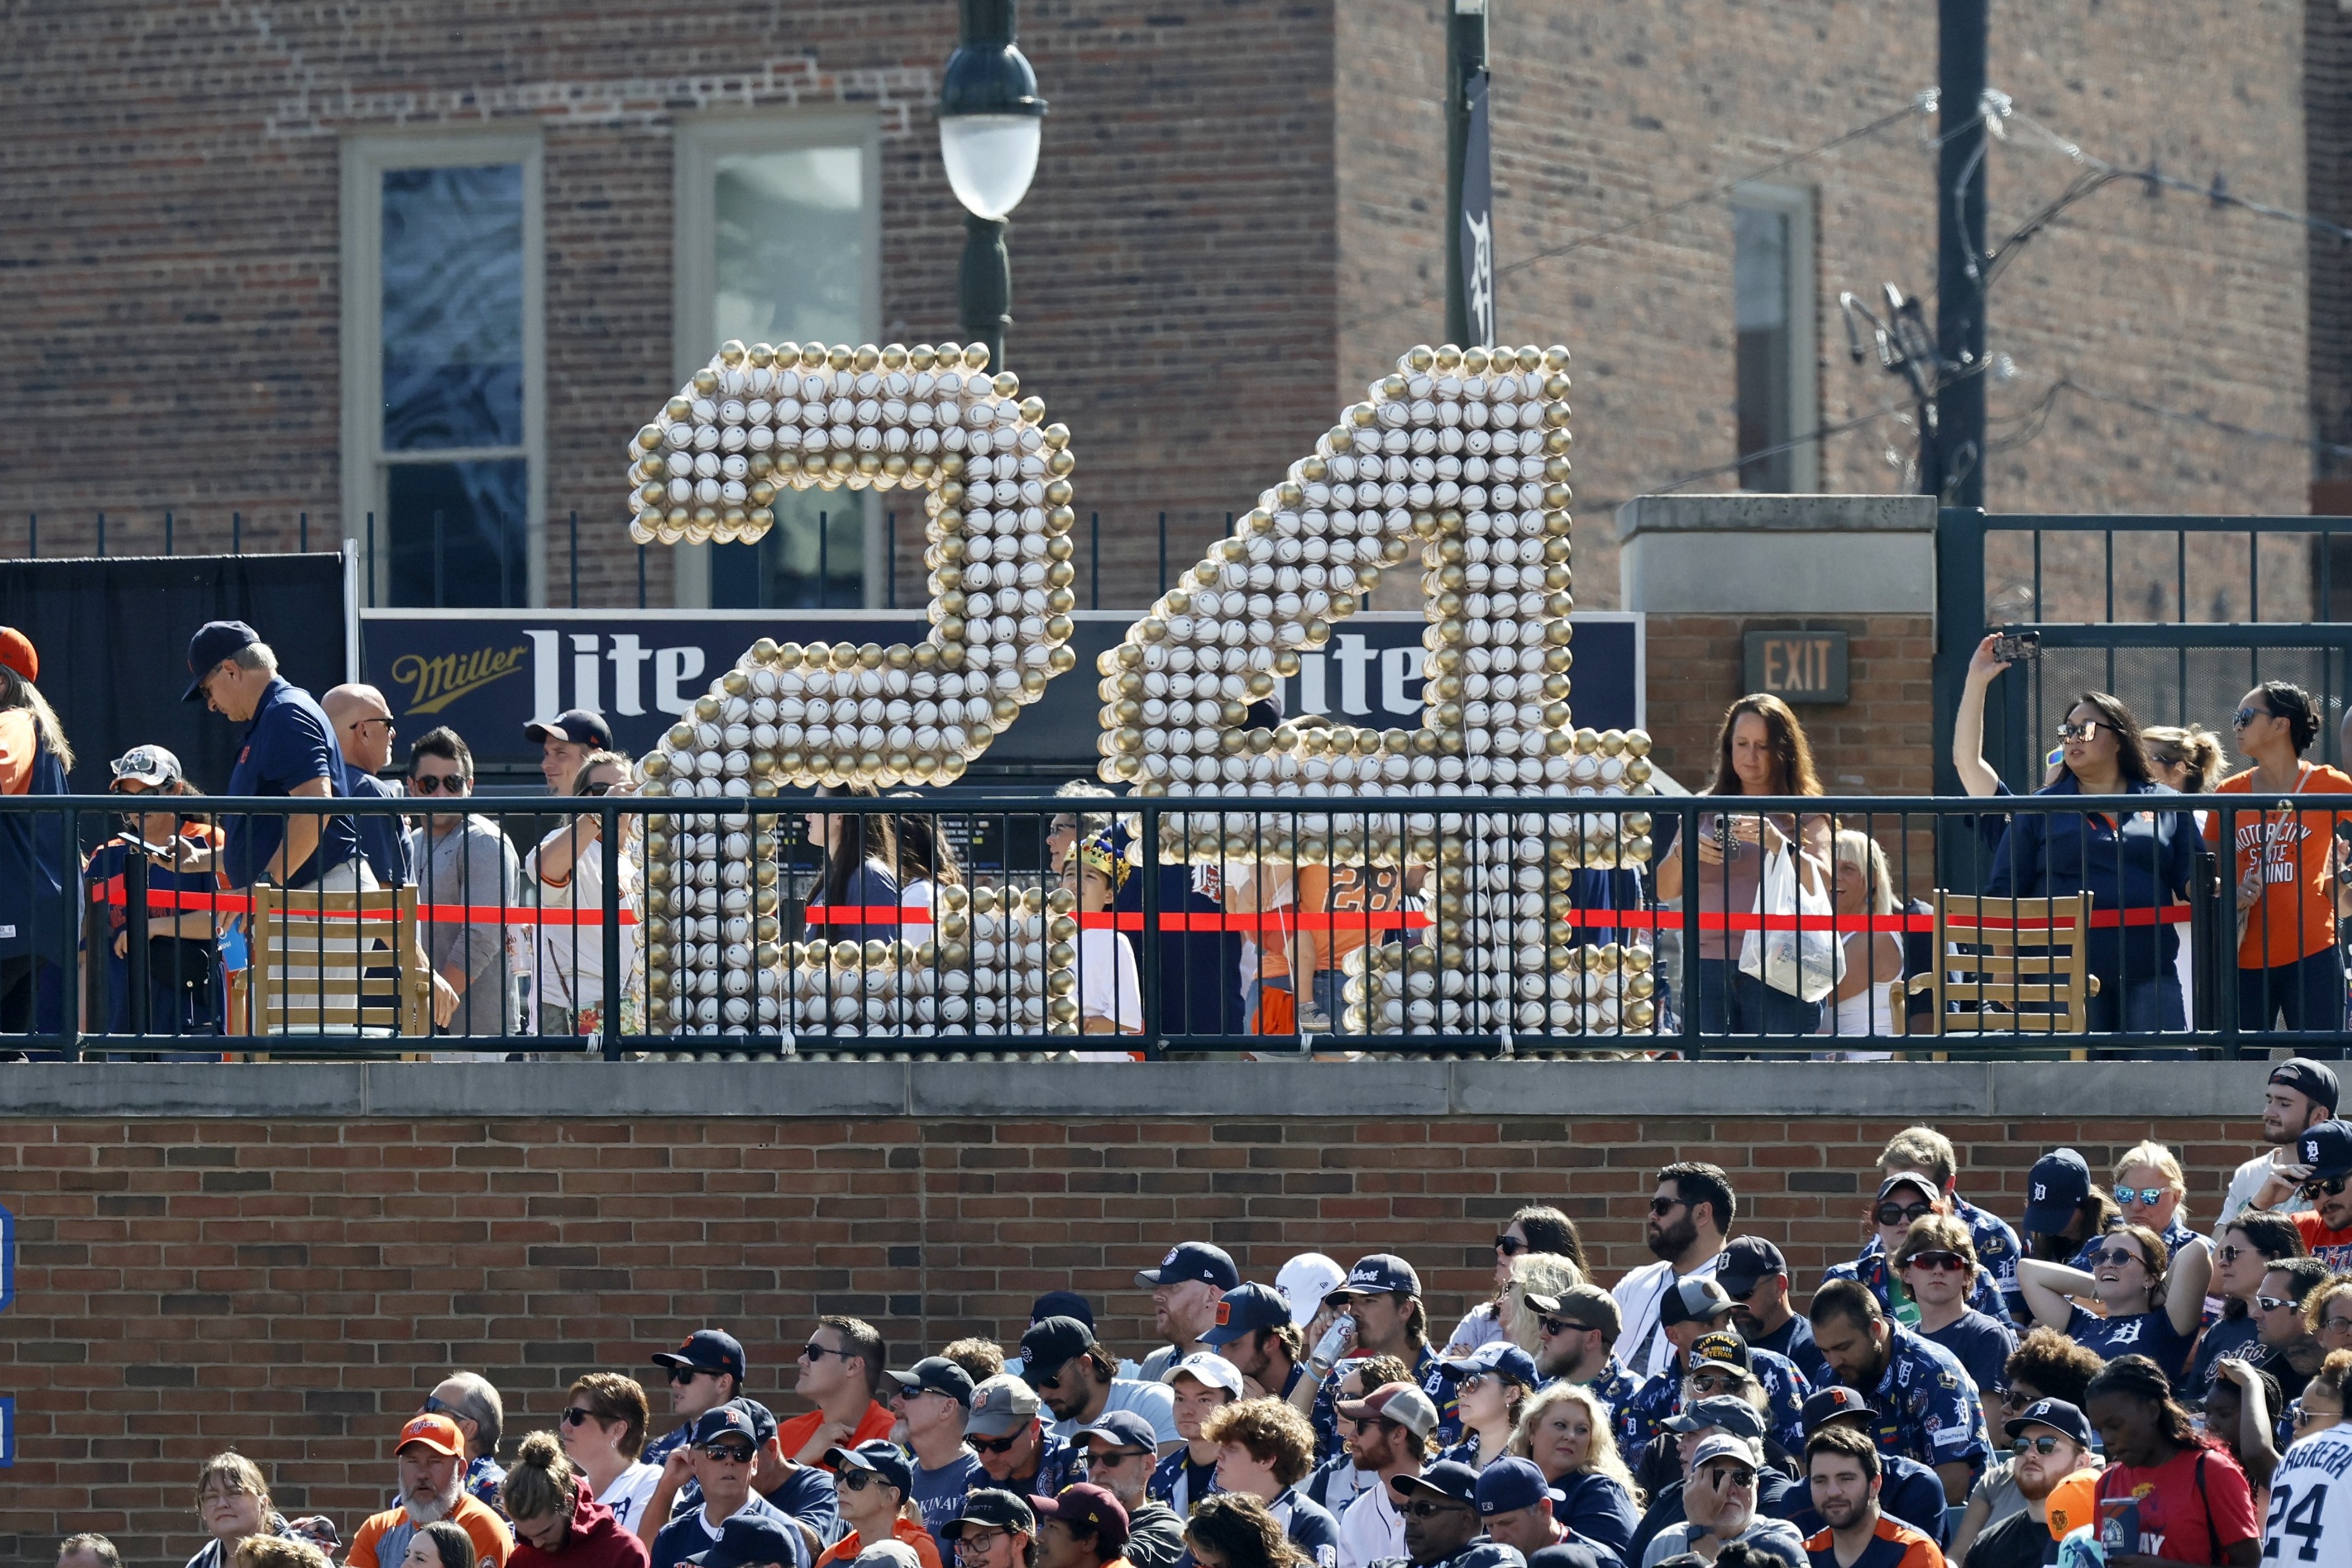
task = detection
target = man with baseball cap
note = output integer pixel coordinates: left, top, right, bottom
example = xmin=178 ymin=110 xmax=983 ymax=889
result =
xmin=1472 ymin=1456 xmax=1567 ymax=1560
xmin=686 ymin=1515 xmax=803 ymax=1568
xmin=346 ymin=1412 xmax=515 ymax=1568
xmin=1619 ymin=1295 xmax=1809 ymax=1474
xmin=1332 ymin=1382 xmax=1440 ymax=1568
xmin=1722 ymin=1239 xmax=1834 ymax=1392
xmin=185 ymin=618 xmax=366 ymax=895
xmin=1365 ymin=1460 xmax=1521 ymax=1568
xmin=647 ymin=1331 xmax=749 ymax=1467
xmin=941 ymin=1491 xmax=1037 ymax=1568
xmin=2224 ymin=1059 xmax=2338 ymax=1223
xmin=1312 ymin=1256 xmax=1450 ymax=1462
xmin=888 ymin=1358 xmax=987 ymax=1557
xmin=1075 ymin=1412 xmax=1184 ymax=1568
xmin=1856 ymin=1129 xmax=2025 ymax=1321
xmin=2286 ymin=1120 xmax=2352 ymax=1270
xmin=1638 ymin=1435 xmax=1806 ymax=1568
xmin=2015 ymin=1149 xmax=2098 ymax=1258
xmin=1152 ymin=1352 xmax=1243 ymax=1513
xmin=1626 ymin=1397 xmax=1794 ymax=1565
xmin=528 ymin=709 xmax=615 ymax=796
xmin=1522 ymin=1287 xmax=1639 ymax=1420
xmin=1770 ymin=1388 xmax=1948 ymax=1548
xmin=1021 ymin=1316 xmax=1179 ymax=1450
xmin=969 ymin=1374 xmax=1078 ymax=1502
xmin=1136 ymin=1242 xmax=1239 ymax=1382
xmin=1031 ymin=1484 xmax=1130 ymax=1568
xmin=649 ymin=1406 xmax=804 ymax=1568
xmin=1962 ymin=1399 xmax=2099 ymax=1568
xmin=1208 ymin=1282 xmax=1311 ymax=1400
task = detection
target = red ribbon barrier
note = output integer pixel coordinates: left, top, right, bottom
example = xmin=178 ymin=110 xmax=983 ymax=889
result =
xmin=97 ymin=885 xmax=640 ymax=926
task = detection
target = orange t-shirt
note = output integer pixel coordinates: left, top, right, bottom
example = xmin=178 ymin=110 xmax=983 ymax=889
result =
xmin=775 ymin=1399 xmax=898 ymax=1467
xmin=1293 ymin=863 xmax=1407 ymax=972
xmin=816 ymin=1518 xmax=946 ymax=1568
xmin=2205 ymin=765 xmax=2352 ymax=965
xmin=348 ymin=1493 xmax=513 ymax=1568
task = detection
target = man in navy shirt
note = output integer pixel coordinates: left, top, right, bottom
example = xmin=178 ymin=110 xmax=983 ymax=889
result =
xmin=1723 ymin=1239 xmax=1835 ymax=1391
xmin=1808 ymin=1279 xmax=1991 ymax=1504
xmin=323 ymin=683 xmax=413 ymax=890
xmin=186 ymin=621 xmax=362 ymax=891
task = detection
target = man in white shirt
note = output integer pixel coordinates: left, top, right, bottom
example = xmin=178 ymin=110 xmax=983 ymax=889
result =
xmin=1332 ymin=1383 xmax=1438 ymax=1568
xmin=2219 ymin=1059 xmax=2336 ymax=1223
xmin=1611 ymin=1161 xmax=1734 ymax=1383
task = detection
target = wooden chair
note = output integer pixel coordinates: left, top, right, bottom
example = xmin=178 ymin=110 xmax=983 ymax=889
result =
xmin=1889 ymin=891 xmax=2102 ymax=1037
xmin=244 ymin=885 xmax=431 ymax=1038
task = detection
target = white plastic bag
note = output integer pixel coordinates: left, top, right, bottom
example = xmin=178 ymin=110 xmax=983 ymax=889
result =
xmin=1739 ymin=845 xmax=1845 ymax=1001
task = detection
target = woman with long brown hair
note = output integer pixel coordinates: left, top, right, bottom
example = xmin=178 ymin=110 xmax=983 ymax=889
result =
xmin=1653 ymin=693 xmax=1834 ymax=1036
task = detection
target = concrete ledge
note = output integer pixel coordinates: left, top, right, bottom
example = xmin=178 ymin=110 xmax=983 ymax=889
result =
xmin=1615 ymin=494 xmax=1938 ymax=616
xmin=0 ymin=1059 xmax=2262 ymax=1120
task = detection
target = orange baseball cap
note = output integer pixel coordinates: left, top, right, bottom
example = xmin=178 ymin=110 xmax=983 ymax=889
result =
xmin=0 ymin=627 xmax=37 ymax=685
xmin=2044 ymin=1466 xmax=2102 ymax=1539
xmin=397 ymin=1412 xmax=466 ymax=1456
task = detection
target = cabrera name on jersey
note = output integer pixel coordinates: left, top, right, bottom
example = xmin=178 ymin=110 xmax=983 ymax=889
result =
xmin=2265 ymin=1424 xmax=2352 ymax=1562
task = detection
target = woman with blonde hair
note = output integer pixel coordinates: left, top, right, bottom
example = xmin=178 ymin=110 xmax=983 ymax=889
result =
xmin=1501 ymin=1251 xmax=1585 ymax=1356
xmin=2087 ymin=1140 xmax=2201 ymax=1260
xmin=1816 ymin=828 xmax=1902 ymax=1048
xmin=1508 ymin=1381 xmax=1640 ymax=1561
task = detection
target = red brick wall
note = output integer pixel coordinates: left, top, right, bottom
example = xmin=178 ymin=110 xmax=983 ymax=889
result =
xmin=0 ymin=1108 xmax=2258 ymax=1562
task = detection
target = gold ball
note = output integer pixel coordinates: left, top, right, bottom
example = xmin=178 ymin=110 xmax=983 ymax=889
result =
xmin=1019 ymin=395 xmax=1046 ymax=424
xmin=1406 ymin=344 xmax=1436 ymax=371
xmin=854 ymin=345 xmax=881 ymax=372
xmin=964 ymin=343 xmax=992 ymax=371
xmin=827 ymin=345 xmax=854 ymax=371
xmin=910 ymin=343 xmax=938 ymax=370
xmin=719 ymin=339 xmax=747 ymax=366
xmin=692 ymin=367 xmax=720 ymax=396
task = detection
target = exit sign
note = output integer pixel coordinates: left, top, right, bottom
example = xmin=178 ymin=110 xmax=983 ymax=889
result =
xmin=1744 ymin=630 xmax=1849 ymax=704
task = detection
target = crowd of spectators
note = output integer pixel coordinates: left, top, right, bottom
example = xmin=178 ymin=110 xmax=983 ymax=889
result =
xmin=48 ymin=1090 xmax=2352 ymax=1568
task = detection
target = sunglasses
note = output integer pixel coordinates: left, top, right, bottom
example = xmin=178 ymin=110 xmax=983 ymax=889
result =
xmin=409 ymin=773 xmax=470 ymax=795
xmin=1904 ymin=1251 xmax=1968 ymax=1274
xmin=1702 ymin=1466 xmax=1756 ymax=1490
xmin=2215 ymin=1242 xmax=2248 ymax=1265
xmin=2257 ymin=1294 xmax=2296 ymax=1313
xmin=420 ymin=1395 xmax=463 ymax=1418
xmin=1537 ymin=1316 xmax=1593 ymax=1338
xmin=1087 ymin=1448 xmax=1146 ymax=1468
xmin=561 ymin=1407 xmax=597 ymax=1428
xmin=1405 ymin=1502 xmax=1469 ymax=1520
xmin=2147 ymin=752 xmax=2184 ymax=771
xmin=702 ymin=1442 xmax=756 ymax=1464
xmin=668 ymin=1368 xmax=717 ymax=1386
xmin=970 ymin=1433 xmax=1025 ymax=1455
xmin=801 ymin=1342 xmax=851 ymax=1363
xmin=1689 ymin=1371 xmax=1741 ymax=1393
xmin=1874 ymin=1202 xmax=1933 ymax=1227
xmin=1650 ymin=1196 xmax=1689 ymax=1216
xmin=2302 ymin=1177 xmax=2349 ymax=1200
xmin=2011 ymin=1435 xmax=2066 ymax=1456
xmin=2087 ymin=1248 xmax=2148 ymax=1270
xmin=1494 ymin=1235 xmax=1530 ymax=1255
xmin=2234 ymin=706 xmax=2272 ymax=728
xmin=578 ymin=780 xmax=618 ymax=796
xmin=2293 ymin=1402 xmax=2344 ymax=1427
xmin=1997 ymin=1387 xmax=2035 ymax=1411
xmin=353 ymin=715 xmax=397 ymax=733
xmin=1027 ymin=1366 xmax=1067 ymax=1392
xmin=2113 ymin=1184 xmax=2168 ymax=1207
xmin=2056 ymin=720 xmax=2106 ymax=742
xmin=841 ymin=1469 xmax=897 ymax=1493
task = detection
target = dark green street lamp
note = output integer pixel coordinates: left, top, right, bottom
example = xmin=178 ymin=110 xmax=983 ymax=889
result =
xmin=939 ymin=0 xmax=1048 ymax=372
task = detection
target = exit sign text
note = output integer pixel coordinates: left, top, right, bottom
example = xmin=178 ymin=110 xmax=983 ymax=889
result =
xmin=1743 ymin=630 xmax=1849 ymax=704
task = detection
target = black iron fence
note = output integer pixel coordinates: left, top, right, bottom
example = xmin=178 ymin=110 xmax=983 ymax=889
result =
xmin=4 ymin=788 xmax=2347 ymax=1060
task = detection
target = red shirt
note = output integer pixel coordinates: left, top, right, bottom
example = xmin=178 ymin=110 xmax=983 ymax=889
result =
xmin=2092 ymin=1445 xmax=2259 ymax=1565
xmin=2295 ymin=1210 xmax=2352 ymax=1271
xmin=776 ymin=1400 xmax=898 ymax=1467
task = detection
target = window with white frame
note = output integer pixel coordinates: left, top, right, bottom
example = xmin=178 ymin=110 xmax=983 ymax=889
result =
xmin=1731 ymin=184 xmax=1818 ymax=494
xmin=341 ymin=132 xmax=545 ymax=606
xmin=672 ymin=114 xmax=881 ymax=609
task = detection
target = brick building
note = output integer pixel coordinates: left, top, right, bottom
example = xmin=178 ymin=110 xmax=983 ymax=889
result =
xmin=0 ymin=1 xmax=2331 ymax=622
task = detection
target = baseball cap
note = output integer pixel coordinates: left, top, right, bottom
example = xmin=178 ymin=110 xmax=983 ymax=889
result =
xmin=853 ymin=1546 xmax=925 ymax=1568
xmin=1336 ymin=1380 xmax=1441 ymax=1440
xmin=1689 ymin=1433 xmax=1760 ymax=1473
xmin=1524 ymin=1283 xmax=1620 ymax=1340
xmin=686 ymin=1515 xmax=799 ymax=1568
xmin=183 ymin=620 xmax=260 ymax=701
xmin=2022 ymin=1149 xmax=2092 ymax=1234
xmin=1030 ymin=1483 xmax=1129 ymax=1555
xmin=1658 ymin=1278 xmax=1736 ymax=1328
xmin=1136 ymin=1241 xmax=1239 ymax=1291
xmin=395 ymin=1413 xmax=465 ymax=1457
xmin=1031 ymin=1290 xmax=1097 ymax=1328
xmin=1687 ymin=1331 xmax=1751 ymax=1372
xmin=2272 ymin=1058 xmax=2341 ymax=1115
xmin=1474 ymin=1456 xmax=1563 ymax=1517
xmin=1201 ymin=1282 xmax=1291 ymax=1346
xmin=1662 ymin=1396 xmax=1765 ymax=1441
xmin=0 ymin=627 xmax=36 ymax=685
xmin=2045 ymin=1469 xmax=2101 ymax=1540
xmin=1160 ymin=1351 xmax=1244 ymax=1398
xmin=2006 ymin=1397 xmax=2095 ymax=1449
xmin=1527 ymin=1545 xmax=1618 ymax=1568
xmin=1440 ymin=1340 xmax=1541 ymax=1388
xmin=946 ymin=1490 xmax=1038 ymax=1539
xmin=725 ymin=1397 xmax=778 ymax=1446
xmin=1717 ymin=1237 xmax=1787 ymax=1299
xmin=526 ymin=708 xmax=615 ymax=749
xmin=828 ymin=1439 xmax=914 ymax=1495
xmin=1076 ymin=1411 xmax=1161 ymax=1454
xmin=1276 ymin=1253 xmax=1347 ymax=1326
xmin=2299 ymin=1120 xmax=2352 ymax=1181
xmin=968 ymin=1374 xmax=1043 ymax=1438
xmin=1801 ymin=1387 xmax=1877 ymax=1435
xmin=109 ymin=745 xmax=184 ymax=789
xmin=1877 ymin=1170 xmax=1942 ymax=1204
xmin=691 ymin=1406 xmax=759 ymax=1447
xmin=887 ymin=1357 xmax=976 ymax=1407
xmin=1019 ymin=1317 xmax=1097 ymax=1385
xmin=653 ymin=1328 xmax=747 ymax=1383
xmin=1392 ymin=1460 xmax=1480 ymax=1507
xmin=1333 ymin=1254 xmax=1423 ymax=1299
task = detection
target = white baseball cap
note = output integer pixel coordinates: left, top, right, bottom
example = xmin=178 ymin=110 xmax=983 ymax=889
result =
xmin=1275 ymin=1253 xmax=1347 ymax=1328
xmin=1161 ymin=1351 xmax=1245 ymax=1397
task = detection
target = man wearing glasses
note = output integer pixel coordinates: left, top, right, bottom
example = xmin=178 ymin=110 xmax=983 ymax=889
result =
xmin=1962 ymin=1399 xmax=2099 ymax=1568
xmin=419 ymin=1371 xmax=510 ymax=1512
xmin=1636 ymin=1435 xmax=1807 ymax=1568
xmin=405 ymin=726 xmax=521 ymax=1037
xmin=1618 ymin=1294 xmax=1809 ymax=1475
xmin=1330 ymin=1382 xmax=1439 ymax=1568
xmin=967 ymin=1374 xmax=1079 ymax=1500
xmin=646 ymin=1330 xmax=749 ymax=1468
xmin=782 ymin=1317 xmax=896 ymax=1467
xmin=1020 ymin=1316 xmax=1179 ymax=1451
xmin=1523 ymin=1286 xmax=1639 ymax=1422
xmin=940 ymin=1490 xmax=1037 ymax=1568
xmin=1611 ymin=1163 xmax=1736 ymax=1385
xmin=889 ymin=1356 xmax=986 ymax=1557
xmin=1075 ymin=1412 xmax=1184 ymax=1568
xmin=324 ymin=683 xmax=415 ymax=890
xmin=1721 ymin=1240 xmax=1835 ymax=1392
xmin=1820 ymin=1173 xmax=2013 ymax=1328
xmin=2249 ymin=1257 xmax=2334 ymax=1409
xmin=648 ymin=1406 xmax=805 ymax=1568
xmin=1366 ymin=1460 xmax=1521 ymax=1568
xmin=2284 ymin=1120 xmax=2352 ymax=1270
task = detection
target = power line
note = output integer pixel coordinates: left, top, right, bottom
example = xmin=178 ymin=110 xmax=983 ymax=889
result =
xmin=2004 ymin=107 xmax=2352 ymax=245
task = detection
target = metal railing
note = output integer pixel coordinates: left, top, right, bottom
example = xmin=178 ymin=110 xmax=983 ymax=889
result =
xmin=6 ymin=788 xmax=2346 ymax=1060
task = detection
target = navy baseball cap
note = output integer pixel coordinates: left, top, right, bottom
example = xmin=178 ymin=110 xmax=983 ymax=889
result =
xmin=654 ymin=1328 xmax=747 ymax=1383
xmin=691 ymin=1405 xmax=759 ymax=1447
xmin=1076 ymin=1411 xmax=1160 ymax=1454
xmin=1474 ymin=1456 xmax=1562 ymax=1517
xmin=1393 ymin=1459 xmax=1480 ymax=1507
xmin=829 ymin=1438 xmax=914 ymax=1496
xmin=1136 ymin=1241 xmax=1239 ymax=1292
xmin=686 ymin=1515 xmax=799 ymax=1568
xmin=1528 ymin=1546 xmax=1618 ymax=1568
xmin=526 ymin=708 xmax=615 ymax=749
xmin=1440 ymin=1340 xmax=1541 ymax=1388
xmin=1333 ymin=1254 xmax=1423 ymax=1299
xmin=2272 ymin=1059 xmax=2341 ymax=1114
xmin=2005 ymin=1397 xmax=2094 ymax=1448
xmin=1801 ymin=1386 xmax=1877 ymax=1435
xmin=1031 ymin=1290 xmax=1097 ymax=1328
xmin=1717 ymin=1237 xmax=1787 ymax=1299
xmin=2300 ymin=1120 xmax=2352 ymax=1182
xmin=1201 ymin=1281 xmax=1291 ymax=1345
xmin=183 ymin=620 xmax=261 ymax=701
xmin=1020 ymin=1316 xmax=1097 ymax=1383
xmin=1030 ymin=1484 xmax=1129 ymax=1555
xmin=2022 ymin=1149 xmax=2091 ymax=1235
xmin=887 ymin=1357 xmax=976 ymax=1407
xmin=1659 ymin=1278 xmax=1736 ymax=1328
xmin=1663 ymin=1395 xmax=1765 ymax=1441
xmin=946 ymin=1490 xmax=1038 ymax=1539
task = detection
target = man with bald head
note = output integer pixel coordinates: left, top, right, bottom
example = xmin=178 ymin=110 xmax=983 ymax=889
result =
xmin=323 ymin=683 xmax=413 ymax=890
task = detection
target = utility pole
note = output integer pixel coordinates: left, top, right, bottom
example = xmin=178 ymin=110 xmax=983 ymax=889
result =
xmin=1930 ymin=0 xmax=1988 ymax=506
xmin=1444 ymin=0 xmax=1493 ymax=347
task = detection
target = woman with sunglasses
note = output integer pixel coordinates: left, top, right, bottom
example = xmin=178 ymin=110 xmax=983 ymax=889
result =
xmin=1980 ymin=686 xmax=2199 ymax=1033
xmin=2183 ymin=1212 xmax=2307 ymax=1406
xmin=2209 ymin=681 xmax=2352 ymax=1032
xmin=1891 ymin=1216 xmax=2016 ymax=1434
xmin=2086 ymin=1355 xmax=2262 ymax=1568
xmin=1446 ymin=1208 xmax=1583 ymax=1356
xmin=2018 ymin=1222 xmax=2204 ymax=1383
xmin=2082 ymin=1142 xmax=2203 ymax=1266
xmin=1507 ymin=1382 xmax=1641 ymax=1563
xmin=558 ymin=1375 xmax=660 ymax=1533
xmin=817 ymin=1441 xmax=943 ymax=1568
xmin=1435 ymin=1344 xmax=1538 ymax=1471
xmin=524 ymin=749 xmax=642 ymax=1039
xmin=87 ymin=745 xmax=228 ymax=1037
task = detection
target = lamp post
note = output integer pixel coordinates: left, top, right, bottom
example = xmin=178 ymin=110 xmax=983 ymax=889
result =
xmin=939 ymin=0 xmax=1048 ymax=373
